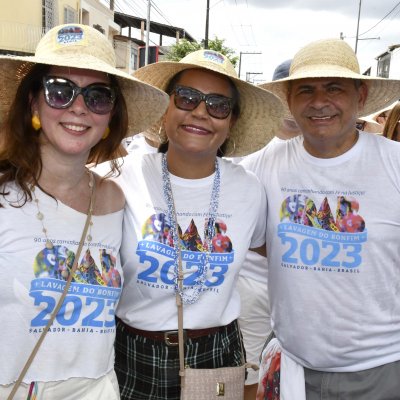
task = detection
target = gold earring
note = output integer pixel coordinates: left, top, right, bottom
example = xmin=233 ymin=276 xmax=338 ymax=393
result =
xmin=102 ymin=127 xmax=110 ymax=140
xmin=31 ymin=114 xmax=41 ymax=131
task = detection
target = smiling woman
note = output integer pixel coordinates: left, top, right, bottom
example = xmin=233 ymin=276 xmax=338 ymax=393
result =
xmin=0 ymin=23 xmax=168 ymax=400
xmin=102 ymin=49 xmax=284 ymax=400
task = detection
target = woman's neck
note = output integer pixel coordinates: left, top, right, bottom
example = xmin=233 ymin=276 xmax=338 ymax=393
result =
xmin=37 ymin=149 xmax=93 ymax=212
xmin=165 ymin=149 xmax=217 ymax=179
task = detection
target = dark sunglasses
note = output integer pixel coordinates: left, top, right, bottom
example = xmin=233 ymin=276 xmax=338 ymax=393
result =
xmin=42 ymin=76 xmax=116 ymax=115
xmin=172 ymin=85 xmax=233 ymax=119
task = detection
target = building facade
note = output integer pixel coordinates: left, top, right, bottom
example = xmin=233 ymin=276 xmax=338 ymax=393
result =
xmin=0 ymin=0 xmax=119 ymax=56
xmin=0 ymin=0 xmax=195 ymax=74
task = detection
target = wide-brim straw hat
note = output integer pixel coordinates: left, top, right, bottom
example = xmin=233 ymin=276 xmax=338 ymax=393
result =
xmin=260 ymin=38 xmax=400 ymax=119
xmin=0 ymin=23 xmax=169 ymax=137
xmin=133 ymin=49 xmax=284 ymax=157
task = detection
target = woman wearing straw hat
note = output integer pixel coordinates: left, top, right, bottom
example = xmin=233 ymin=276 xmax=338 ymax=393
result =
xmin=107 ymin=49 xmax=283 ymax=399
xmin=241 ymin=38 xmax=400 ymax=399
xmin=0 ymin=24 xmax=168 ymax=400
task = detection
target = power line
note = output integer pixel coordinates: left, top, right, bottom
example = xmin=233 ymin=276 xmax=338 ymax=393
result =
xmin=359 ymin=1 xmax=400 ymax=37
xmin=151 ymin=1 xmax=176 ymax=27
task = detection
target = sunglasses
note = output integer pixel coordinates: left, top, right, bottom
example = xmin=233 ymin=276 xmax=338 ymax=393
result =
xmin=42 ymin=76 xmax=116 ymax=115
xmin=172 ymin=85 xmax=233 ymax=119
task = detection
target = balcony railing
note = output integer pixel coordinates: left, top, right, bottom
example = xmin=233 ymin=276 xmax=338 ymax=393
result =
xmin=0 ymin=22 xmax=45 ymax=54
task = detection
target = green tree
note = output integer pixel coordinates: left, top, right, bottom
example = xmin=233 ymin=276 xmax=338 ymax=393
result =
xmin=165 ymin=36 xmax=238 ymax=67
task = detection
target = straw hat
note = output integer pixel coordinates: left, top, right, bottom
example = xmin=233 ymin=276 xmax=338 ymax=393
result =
xmin=133 ymin=49 xmax=284 ymax=157
xmin=260 ymin=38 xmax=400 ymax=118
xmin=0 ymin=24 xmax=169 ymax=137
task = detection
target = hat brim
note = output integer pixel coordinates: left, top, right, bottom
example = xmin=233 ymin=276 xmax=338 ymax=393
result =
xmin=0 ymin=55 xmax=169 ymax=138
xmin=260 ymin=69 xmax=400 ymax=119
xmin=134 ymin=61 xmax=284 ymax=157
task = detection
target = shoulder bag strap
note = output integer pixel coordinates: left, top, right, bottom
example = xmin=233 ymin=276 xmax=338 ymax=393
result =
xmin=7 ymin=174 xmax=96 ymax=400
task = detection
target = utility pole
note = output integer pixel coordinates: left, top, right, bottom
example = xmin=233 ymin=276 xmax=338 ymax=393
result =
xmin=205 ymin=0 xmax=210 ymax=49
xmin=238 ymin=52 xmax=261 ymax=80
xmin=349 ymin=0 xmax=379 ymax=54
xmin=246 ymin=72 xmax=262 ymax=83
xmin=145 ymin=0 xmax=151 ymax=66
xmin=355 ymin=0 xmax=362 ymax=54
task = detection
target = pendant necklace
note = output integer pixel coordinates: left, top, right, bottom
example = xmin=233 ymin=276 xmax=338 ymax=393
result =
xmin=161 ymin=153 xmax=221 ymax=304
xmin=32 ymin=170 xmax=95 ymax=250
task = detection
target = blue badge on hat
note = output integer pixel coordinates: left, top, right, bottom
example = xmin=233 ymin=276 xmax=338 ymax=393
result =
xmin=56 ymin=26 xmax=84 ymax=45
xmin=203 ymin=50 xmax=225 ymax=64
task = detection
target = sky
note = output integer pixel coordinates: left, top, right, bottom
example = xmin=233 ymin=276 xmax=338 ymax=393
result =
xmin=112 ymin=0 xmax=400 ymax=83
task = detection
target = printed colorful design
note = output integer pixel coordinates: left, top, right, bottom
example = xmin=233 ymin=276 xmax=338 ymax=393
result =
xmin=56 ymin=26 xmax=84 ymax=45
xmin=278 ymin=193 xmax=367 ymax=273
xmin=136 ymin=213 xmax=234 ymax=293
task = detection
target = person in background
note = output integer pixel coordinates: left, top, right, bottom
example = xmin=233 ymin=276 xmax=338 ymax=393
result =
xmin=268 ymin=59 xmax=302 ymax=142
xmin=382 ymin=101 xmax=400 ymax=141
xmin=104 ymin=49 xmax=283 ymax=400
xmin=237 ymin=58 xmax=301 ymax=400
xmin=374 ymin=104 xmax=394 ymax=126
xmin=243 ymin=38 xmax=400 ymax=399
xmin=355 ymin=115 xmax=384 ymax=134
xmin=364 ymin=99 xmax=398 ymax=132
xmin=0 ymin=23 xmax=168 ymax=400
xmin=126 ymin=131 xmax=159 ymax=155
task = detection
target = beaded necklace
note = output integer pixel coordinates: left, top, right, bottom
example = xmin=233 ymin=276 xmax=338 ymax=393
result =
xmin=32 ymin=170 xmax=94 ymax=252
xmin=161 ymin=153 xmax=221 ymax=304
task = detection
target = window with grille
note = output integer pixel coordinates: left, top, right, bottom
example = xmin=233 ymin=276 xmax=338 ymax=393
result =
xmin=64 ymin=6 xmax=76 ymax=24
xmin=42 ymin=0 xmax=58 ymax=30
xmin=377 ymin=53 xmax=391 ymax=78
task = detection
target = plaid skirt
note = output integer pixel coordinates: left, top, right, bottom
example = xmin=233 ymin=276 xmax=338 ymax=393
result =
xmin=115 ymin=318 xmax=244 ymax=400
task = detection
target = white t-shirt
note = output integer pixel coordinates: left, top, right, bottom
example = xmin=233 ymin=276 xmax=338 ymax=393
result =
xmin=235 ymin=137 xmax=283 ymax=283
xmin=115 ymin=153 xmax=267 ymax=330
xmin=0 ymin=183 xmax=123 ymax=384
xmin=126 ymin=133 xmax=158 ymax=155
xmin=242 ymin=132 xmax=400 ymax=372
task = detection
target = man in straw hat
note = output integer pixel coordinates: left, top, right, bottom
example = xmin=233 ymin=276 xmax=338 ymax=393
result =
xmin=0 ymin=23 xmax=168 ymax=399
xmin=242 ymin=38 xmax=400 ymax=399
xmin=98 ymin=48 xmax=284 ymax=399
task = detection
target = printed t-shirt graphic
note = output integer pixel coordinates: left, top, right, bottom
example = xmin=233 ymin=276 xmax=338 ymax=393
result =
xmin=278 ymin=193 xmax=366 ymax=273
xmin=137 ymin=212 xmax=234 ymax=292
xmin=31 ymin=243 xmax=121 ymax=331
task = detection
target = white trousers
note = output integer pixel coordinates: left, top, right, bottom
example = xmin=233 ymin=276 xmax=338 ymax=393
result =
xmin=0 ymin=369 xmax=120 ymax=400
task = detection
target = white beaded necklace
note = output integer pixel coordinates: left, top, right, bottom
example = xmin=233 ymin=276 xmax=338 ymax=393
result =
xmin=161 ymin=153 xmax=221 ymax=304
xmin=32 ymin=170 xmax=95 ymax=249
